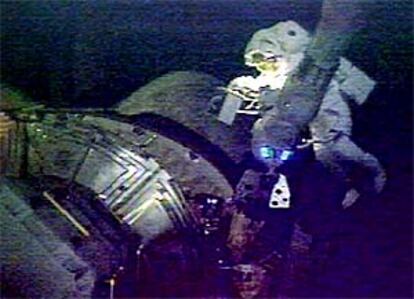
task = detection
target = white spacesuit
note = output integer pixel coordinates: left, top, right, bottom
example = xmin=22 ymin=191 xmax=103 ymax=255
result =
xmin=219 ymin=21 xmax=386 ymax=206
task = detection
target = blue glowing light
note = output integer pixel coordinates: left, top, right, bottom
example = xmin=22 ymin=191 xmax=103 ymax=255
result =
xmin=280 ymin=150 xmax=294 ymax=161
xmin=260 ymin=146 xmax=294 ymax=161
xmin=260 ymin=146 xmax=275 ymax=159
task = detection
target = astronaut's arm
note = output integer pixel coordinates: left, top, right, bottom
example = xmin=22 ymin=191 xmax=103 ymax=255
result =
xmin=224 ymin=76 xmax=262 ymax=99
xmin=217 ymin=76 xmax=264 ymax=124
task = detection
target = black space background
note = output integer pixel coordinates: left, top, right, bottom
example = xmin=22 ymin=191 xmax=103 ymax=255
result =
xmin=1 ymin=0 xmax=413 ymax=297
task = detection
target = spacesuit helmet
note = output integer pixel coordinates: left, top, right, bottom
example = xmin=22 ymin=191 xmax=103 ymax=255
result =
xmin=244 ymin=21 xmax=311 ymax=74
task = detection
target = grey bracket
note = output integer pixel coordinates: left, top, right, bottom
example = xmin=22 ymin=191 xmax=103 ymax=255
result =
xmin=218 ymin=94 xmax=243 ymax=125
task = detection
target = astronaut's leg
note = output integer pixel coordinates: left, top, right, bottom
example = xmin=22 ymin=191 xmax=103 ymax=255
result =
xmin=309 ymin=85 xmax=386 ymax=201
xmin=313 ymin=135 xmax=386 ymax=197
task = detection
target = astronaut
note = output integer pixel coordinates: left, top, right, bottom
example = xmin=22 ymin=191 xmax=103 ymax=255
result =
xmin=220 ymin=20 xmax=386 ymax=207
